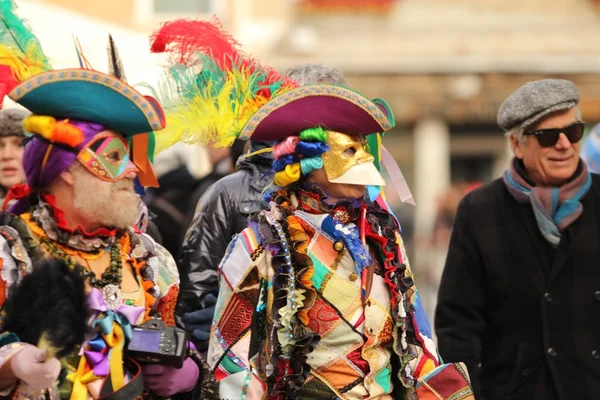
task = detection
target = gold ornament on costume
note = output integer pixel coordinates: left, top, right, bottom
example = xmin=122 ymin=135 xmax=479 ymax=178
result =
xmin=333 ymin=241 xmax=345 ymax=252
xmin=321 ymin=131 xmax=386 ymax=186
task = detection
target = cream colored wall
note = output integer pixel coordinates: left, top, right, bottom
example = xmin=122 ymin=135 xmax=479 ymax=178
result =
xmin=38 ymin=0 xmax=136 ymax=25
xmin=250 ymin=0 xmax=293 ymax=19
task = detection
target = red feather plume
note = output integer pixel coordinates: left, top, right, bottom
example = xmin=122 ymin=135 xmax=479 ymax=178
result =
xmin=149 ymin=16 xmax=296 ymax=88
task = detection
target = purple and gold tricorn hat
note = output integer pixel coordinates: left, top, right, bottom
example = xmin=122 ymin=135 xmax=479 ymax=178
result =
xmin=237 ymin=84 xmax=395 ymax=141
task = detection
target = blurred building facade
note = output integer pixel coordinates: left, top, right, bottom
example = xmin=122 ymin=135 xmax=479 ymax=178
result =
xmin=25 ymin=0 xmax=600 ymax=284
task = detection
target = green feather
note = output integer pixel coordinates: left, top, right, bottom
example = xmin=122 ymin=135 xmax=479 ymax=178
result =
xmin=0 ymin=0 xmax=51 ymax=69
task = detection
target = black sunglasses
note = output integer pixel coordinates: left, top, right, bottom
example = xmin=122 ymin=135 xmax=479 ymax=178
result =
xmin=524 ymin=122 xmax=585 ymax=148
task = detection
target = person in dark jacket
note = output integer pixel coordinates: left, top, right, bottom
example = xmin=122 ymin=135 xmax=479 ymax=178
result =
xmin=435 ymin=79 xmax=600 ymax=400
xmin=144 ymin=139 xmax=245 ymax=258
xmin=180 ymin=139 xmax=247 ymax=235
xmin=177 ymin=63 xmax=348 ymax=350
xmin=176 ymin=141 xmax=273 ymax=346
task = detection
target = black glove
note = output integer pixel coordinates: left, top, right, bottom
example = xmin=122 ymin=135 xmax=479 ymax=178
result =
xmin=182 ymin=294 xmax=217 ymax=342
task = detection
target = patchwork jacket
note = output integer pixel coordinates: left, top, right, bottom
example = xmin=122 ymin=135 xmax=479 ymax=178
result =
xmin=207 ymin=193 xmax=474 ymax=400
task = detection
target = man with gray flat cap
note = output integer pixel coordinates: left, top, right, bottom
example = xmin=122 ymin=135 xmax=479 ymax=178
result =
xmin=435 ymin=79 xmax=600 ymax=400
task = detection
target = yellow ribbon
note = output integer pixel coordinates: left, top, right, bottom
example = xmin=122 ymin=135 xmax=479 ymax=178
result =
xmin=68 ymin=357 xmax=90 ymax=400
xmin=68 ymin=321 xmax=126 ymax=400
xmin=274 ymin=163 xmax=301 ymax=187
xmin=106 ymin=323 xmax=126 ymax=391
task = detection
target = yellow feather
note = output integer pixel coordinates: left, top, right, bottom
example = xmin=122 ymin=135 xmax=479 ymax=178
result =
xmin=0 ymin=44 xmax=49 ymax=82
xmin=152 ymin=68 xmax=283 ymax=155
xmin=37 ymin=332 xmax=58 ymax=360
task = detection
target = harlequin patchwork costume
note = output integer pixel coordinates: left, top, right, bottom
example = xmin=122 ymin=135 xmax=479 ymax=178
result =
xmin=0 ymin=1 xmax=209 ymax=399
xmin=150 ymin=18 xmax=474 ymax=400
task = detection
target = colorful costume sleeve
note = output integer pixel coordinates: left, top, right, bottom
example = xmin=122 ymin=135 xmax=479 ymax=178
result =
xmin=0 ymin=217 xmax=36 ymax=397
xmin=136 ymin=234 xmax=218 ymax=400
xmin=396 ymin=237 xmax=474 ymax=400
xmin=207 ymin=225 xmax=267 ymax=400
xmin=0 ymin=223 xmax=34 ymax=308
xmin=0 ymin=335 xmax=25 ymax=396
xmin=140 ymin=235 xmax=180 ymax=327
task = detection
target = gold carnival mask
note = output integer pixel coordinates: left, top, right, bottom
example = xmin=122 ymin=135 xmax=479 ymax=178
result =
xmin=321 ymin=131 xmax=386 ymax=186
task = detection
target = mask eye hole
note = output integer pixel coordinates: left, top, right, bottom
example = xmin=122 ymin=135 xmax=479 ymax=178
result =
xmin=343 ymin=147 xmax=357 ymax=157
xmin=105 ymin=150 xmax=124 ymax=165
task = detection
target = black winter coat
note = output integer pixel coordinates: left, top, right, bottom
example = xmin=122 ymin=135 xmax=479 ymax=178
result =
xmin=435 ymin=175 xmax=600 ymax=400
xmin=176 ymin=147 xmax=274 ymax=345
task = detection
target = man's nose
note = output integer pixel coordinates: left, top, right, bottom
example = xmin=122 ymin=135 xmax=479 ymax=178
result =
xmin=125 ymin=170 xmax=138 ymax=180
xmin=555 ymin=132 xmax=572 ymax=149
xmin=123 ymin=158 xmax=138 ymax=179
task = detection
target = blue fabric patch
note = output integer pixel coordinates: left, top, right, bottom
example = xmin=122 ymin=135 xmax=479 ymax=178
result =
xmin=134 ymin=178 xmax=145 ymax=195
xmin=333 ymin=222 xmax=371 ymax=278
xmin=367 ymin=185 xmax=381 ymax=202
xmin=413 ymin=291 xmax=432 ymax=339
xmin=320 ymin=215 xmax=336 ymax=238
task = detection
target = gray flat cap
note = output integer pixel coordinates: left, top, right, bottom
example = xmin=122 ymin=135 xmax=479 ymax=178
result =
xmin=497 ymin=79 xmax=579 ymax=131
xmin=0 ymin=108 xmax=29 ymax=137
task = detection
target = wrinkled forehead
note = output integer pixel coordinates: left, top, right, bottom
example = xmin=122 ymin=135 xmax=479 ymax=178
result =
xmin=528 ymin=107 xmax=580 ymax=131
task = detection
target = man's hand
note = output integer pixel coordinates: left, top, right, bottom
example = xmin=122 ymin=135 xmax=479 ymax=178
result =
xmin=143 ymin=358 xmax=199 ymax=397
xmin=182 ymin=293 xmax=217 ymax=342
xmin=11 ymin=344 xmax=61 ymax=391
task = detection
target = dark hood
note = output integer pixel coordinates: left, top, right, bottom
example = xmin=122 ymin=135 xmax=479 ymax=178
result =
xmin=236 ymin=140 xmax=274 ymax=171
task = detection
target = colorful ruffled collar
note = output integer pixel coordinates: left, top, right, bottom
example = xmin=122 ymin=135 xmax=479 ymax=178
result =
xmin=295 ymin=183 xmax=363 ymax=223
xmin=26 ymin=193 xmax=119 ymax=251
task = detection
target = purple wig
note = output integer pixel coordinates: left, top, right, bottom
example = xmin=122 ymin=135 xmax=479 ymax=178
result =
xmin=10 ymin=120 xmax=107 ymax=214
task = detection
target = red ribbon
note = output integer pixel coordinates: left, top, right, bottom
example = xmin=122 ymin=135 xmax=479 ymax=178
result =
xmin=3 ymin=183 xmax=31 ymax=211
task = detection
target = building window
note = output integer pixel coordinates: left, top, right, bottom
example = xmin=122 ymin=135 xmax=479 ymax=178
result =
xmin=153 ymin=0 xmax=215 ymax=13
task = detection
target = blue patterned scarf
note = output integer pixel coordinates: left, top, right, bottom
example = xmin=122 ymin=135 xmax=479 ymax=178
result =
xmin=503 ymin=158 xmax=591 ymax=247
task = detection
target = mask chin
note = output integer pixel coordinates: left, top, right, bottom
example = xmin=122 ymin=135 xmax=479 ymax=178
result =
xmin=328 ymin=162 xmax=386 ymax=186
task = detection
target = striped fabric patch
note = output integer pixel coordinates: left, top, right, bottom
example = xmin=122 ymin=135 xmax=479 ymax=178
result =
xmin=240 ymin=226 xmax=260 ymax=255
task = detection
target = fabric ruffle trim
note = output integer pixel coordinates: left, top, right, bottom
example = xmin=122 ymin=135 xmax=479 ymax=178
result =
xmin=364 ymin=202 xmax=417 ymax=388
xmin=26 ymin=193 xmax=117 ymax=251
xmin=259 ymin=193 xmax=320 ymax=399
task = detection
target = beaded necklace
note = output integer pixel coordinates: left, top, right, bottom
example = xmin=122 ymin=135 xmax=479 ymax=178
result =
xmin=38 ymin=235 xmax=125 ymax=310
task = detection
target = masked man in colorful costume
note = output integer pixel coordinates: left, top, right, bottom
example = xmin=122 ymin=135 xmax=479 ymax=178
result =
xmin=177 ymin=63 xmax=348 ymax=354
xmin=149 ymin=18 xmax=474 ymax=400
xmin=0 ymin=2 xmax=208 ymax=398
